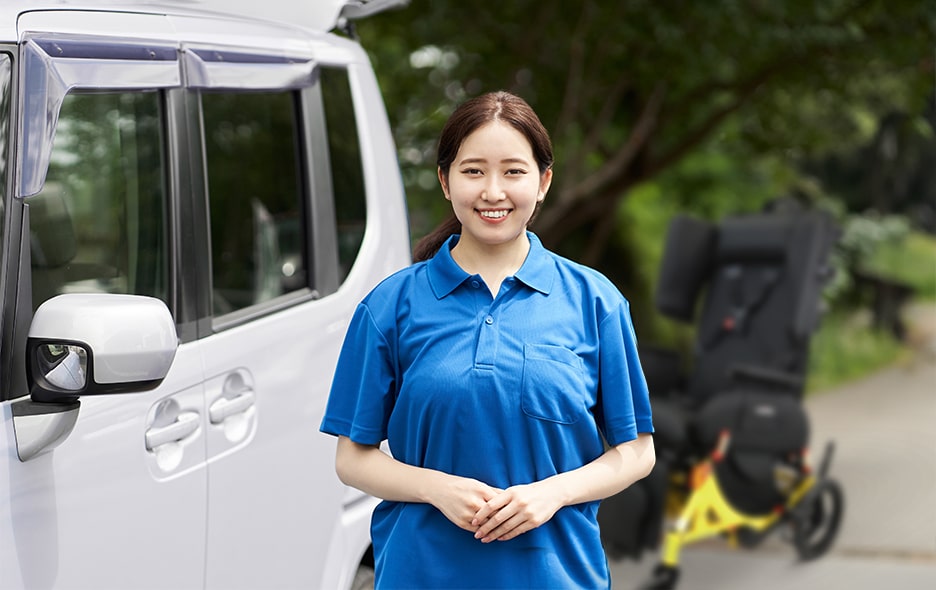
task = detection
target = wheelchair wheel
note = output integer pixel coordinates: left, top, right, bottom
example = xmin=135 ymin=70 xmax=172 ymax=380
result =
xmin=735 ymin=526 xmax=770 ymax=549
xmin=639 ymin=563 xmax=679 ymax=590
xmin=792 ymin=478 xmax=844 ymax=561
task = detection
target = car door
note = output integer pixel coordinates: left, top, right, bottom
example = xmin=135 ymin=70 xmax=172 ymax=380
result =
xmin=177 ymin=35 xmax=349 ymax=589
xmin=0 ymin=14 xmax=207 ymax=590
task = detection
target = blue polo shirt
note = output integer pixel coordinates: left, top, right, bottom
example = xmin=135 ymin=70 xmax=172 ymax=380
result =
xmin=321 ymin=232 xmax=653 ymax=589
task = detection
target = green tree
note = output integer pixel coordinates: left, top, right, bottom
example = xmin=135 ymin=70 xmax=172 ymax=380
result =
xmin=357 ymin=0 xmax=935 ymax=276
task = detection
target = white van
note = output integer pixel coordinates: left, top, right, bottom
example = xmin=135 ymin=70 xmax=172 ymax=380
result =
xmin=0 ymin=1 xmax=411 ymax=588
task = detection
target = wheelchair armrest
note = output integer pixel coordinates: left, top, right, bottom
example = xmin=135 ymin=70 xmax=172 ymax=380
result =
xmin=728 ymin=364 xmax=804 ymax=392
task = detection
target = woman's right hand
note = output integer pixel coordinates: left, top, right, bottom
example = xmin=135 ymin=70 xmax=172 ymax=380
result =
xmin=336 ymin=436 xmax=500 ymax=533
xmin=427 ymin=474 xmax=502 ymax=533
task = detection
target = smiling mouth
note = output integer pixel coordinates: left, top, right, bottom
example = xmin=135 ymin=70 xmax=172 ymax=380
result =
xmin=478 ymin=209 xmax=510 ymax=219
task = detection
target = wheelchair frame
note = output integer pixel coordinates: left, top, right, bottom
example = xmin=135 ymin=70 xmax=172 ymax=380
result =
xmin=644 ymin=432 xmax=844 ymax=590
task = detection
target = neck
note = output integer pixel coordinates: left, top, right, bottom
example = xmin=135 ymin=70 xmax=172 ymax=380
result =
xmin=451 ymin=232 xmax=530 ymax=296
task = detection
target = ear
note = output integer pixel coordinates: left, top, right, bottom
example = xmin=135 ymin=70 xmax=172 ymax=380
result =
xmin=438 ymin=167 xmax=451 ymax=200
xmin=537 ymin=168 xmax=553 ymax=202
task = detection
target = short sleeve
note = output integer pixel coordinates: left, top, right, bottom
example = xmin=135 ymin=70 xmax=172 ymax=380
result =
xmin=319 ymin=303 xmax=396 ymax=445
xmin=597 ymin=299 xmax=654 ymax=446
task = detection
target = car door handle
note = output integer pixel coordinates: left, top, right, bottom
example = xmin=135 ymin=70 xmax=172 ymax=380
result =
xmin=145 ymin=411 xmax=200 ymax=450
xmin=209 ymin=391 xmax=255 ymax=424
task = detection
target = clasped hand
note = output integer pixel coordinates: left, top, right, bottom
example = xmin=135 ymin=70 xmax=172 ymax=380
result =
xmin=471 ymin=482 xmax=563 ymax=543
xmin=430 ymin=475 xmax=563 ymax=544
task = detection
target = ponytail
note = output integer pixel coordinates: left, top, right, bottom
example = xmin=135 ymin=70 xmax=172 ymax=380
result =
xmin=413 ymin=215 xmax=461 ymax=262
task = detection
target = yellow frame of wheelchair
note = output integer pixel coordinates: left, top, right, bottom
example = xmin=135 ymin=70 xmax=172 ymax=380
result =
xmin=660 ymin=455 xmax=816 ymax=568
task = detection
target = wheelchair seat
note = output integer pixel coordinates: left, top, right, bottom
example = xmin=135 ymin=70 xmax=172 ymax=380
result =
xmin=694 ymin=391 xmax=809 ymax=515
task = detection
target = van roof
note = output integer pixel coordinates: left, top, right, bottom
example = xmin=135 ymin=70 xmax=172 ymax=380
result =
xmin=163 ymin=0 xmax=408 ymax=32
xmin=0 ymin=0 xmax=406 ymax=40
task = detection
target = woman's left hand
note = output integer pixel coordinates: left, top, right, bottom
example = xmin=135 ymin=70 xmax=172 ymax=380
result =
xmin=470 ymin=481 xmax=563 ymax=543
xmin=470 ymin=435 xmax=656 ymax=543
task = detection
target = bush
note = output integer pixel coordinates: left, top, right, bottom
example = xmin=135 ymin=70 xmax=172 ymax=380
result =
xmin=822 ymin=210 xmax=911 ymax=304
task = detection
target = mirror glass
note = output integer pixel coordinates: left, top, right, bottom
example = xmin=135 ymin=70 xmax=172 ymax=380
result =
xmin=37 ymin=344 xmax=88 ymax=391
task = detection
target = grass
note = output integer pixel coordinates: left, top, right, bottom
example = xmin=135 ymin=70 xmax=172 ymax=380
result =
xmin=807 ymin=230 xmax=935 ymax=393
xmin=806 ymin=308 xmax=908 ymax=394
xmin=863 ymin=231 xmax=936 ymax=301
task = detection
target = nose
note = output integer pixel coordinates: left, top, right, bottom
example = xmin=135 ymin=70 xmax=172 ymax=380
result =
xmin=481 ymin=178 xmax=506 ymax=201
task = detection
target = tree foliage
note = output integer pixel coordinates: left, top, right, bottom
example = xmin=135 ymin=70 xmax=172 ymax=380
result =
xmin=356 ymin=0 xmax=935 ymax=276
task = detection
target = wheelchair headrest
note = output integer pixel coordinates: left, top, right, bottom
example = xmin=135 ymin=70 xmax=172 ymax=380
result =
xmin=716 ymin=216 xmax=792 ymax=264
xmin=655 ymin=212 xmax=793 ymax=322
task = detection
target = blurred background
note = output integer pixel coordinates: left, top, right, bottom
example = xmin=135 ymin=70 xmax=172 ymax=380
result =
xmin=352 ymin=0 xmax=935 ymax=384
xmin=347 ymin=1 xmax=935 ymax=587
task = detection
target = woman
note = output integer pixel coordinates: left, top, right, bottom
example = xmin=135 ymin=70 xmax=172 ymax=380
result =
xmin=320 ymin=91 xmax=654 ymax=589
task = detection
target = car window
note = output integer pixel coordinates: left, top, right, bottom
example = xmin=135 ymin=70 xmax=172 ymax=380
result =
xmin=320 ymin=67 xmax=367 ymax=283
xmin=29 ymin=90 xmax=168 ymax=312
xmin=203 ymin=90 xmax=307 ymax=316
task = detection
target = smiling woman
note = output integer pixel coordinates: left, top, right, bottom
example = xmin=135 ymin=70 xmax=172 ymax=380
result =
xmin=438 ymin=120 xmax=552 ymax=294
xmin=321 ymin=91 xmax=656 ymax=590
xmin=414 ymin=91 xmax=554 ymax=262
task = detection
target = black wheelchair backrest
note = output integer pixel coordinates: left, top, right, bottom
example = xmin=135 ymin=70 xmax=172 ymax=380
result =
xmin=655 ymin=200 xmax=837 ymax=407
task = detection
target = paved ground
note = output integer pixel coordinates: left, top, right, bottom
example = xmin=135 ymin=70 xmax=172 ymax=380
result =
xmin=610 ymin=304 xmax=936 ymax=589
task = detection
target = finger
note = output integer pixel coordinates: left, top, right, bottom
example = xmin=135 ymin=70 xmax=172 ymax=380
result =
xmin=479 ymin=512 xmax=526 ymax=543
xmin=457 ymin=519 xmax=480 ymax=533
xmin=482 ymin=486 xmax=505 ymax=500
xmin=471 ymin=492 xmax=510 ymax=527
xmin=494 ymin=521 xmax=532 ymax=542
xmin=471 ymin=503 xmax=498 ymax=527
xmin=474 ymin=502 xmax=517 ymax=539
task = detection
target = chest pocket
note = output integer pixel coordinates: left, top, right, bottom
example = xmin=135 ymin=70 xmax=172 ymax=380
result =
xmin=521 ymin=344 xmax=588 ymax=424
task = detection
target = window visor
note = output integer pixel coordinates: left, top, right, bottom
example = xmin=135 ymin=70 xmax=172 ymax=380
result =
xmin=19 ymin=35 xmax=180 ymax=197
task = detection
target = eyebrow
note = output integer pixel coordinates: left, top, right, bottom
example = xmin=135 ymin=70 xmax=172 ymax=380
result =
xmin=457 ymin=157 xmax=531 ymax=166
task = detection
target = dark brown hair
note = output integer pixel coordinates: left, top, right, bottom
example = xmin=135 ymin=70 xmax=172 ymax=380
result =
xmin=412 ymin=91 xmax=554 ymax=262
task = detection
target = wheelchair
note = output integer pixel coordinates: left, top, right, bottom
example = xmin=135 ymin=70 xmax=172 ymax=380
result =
xmin=599 ymin=199 xmax=845 ymax=590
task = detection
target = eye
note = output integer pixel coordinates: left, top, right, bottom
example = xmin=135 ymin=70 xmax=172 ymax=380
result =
xmin=461 ymin=168 xmax=483 ymax=176
xmin=505 ymin=168 xmax=527 ymax=176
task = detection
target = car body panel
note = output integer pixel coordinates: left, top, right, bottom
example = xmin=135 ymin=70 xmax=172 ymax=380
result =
xmin=0 ymin=2 xmax=411 ymax=588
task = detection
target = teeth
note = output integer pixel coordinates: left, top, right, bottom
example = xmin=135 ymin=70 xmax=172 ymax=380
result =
xmin=479 ymin=210 xmax=509 ymax=219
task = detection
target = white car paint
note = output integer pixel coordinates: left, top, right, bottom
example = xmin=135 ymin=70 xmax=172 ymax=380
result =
xmin=0 ymin=2 xmax=409 ymax=588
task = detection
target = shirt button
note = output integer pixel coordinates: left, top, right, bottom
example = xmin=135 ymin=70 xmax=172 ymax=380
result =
xmin=471 ymin=280 xmax=480 ymax=289
xmin=484 ymin=316 xmax=494 ymax=325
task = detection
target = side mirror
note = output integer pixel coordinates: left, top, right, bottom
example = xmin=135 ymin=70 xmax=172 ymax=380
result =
xmin=14 ymin=294 xmax=178 ymax=461
xmin=27 ymin=293 xmax=178 ymax=402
